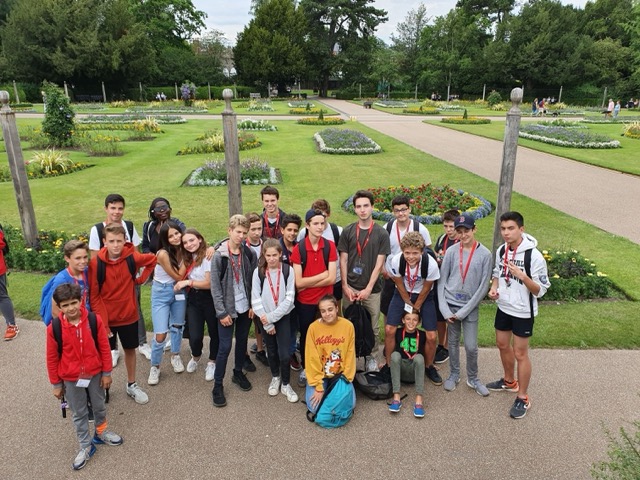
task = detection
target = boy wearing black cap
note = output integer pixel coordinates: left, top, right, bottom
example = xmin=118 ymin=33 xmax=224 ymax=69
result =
xmin=290 ymin=209 xmax=338 ymax=387
xmin=437 ymin=213 xmax=492 ymax=396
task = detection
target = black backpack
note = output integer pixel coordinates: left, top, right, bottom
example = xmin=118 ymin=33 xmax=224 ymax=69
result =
xmin=499 ymin=245 xmax=534 ymax=321
xmin=385 ymin=218 xmax=421 ymax=236
xmin=343 ymin=302 xmax=375 ymax=358
xmin=96 ymin=255 xmax=137 ymax=292
xmin=354 ymin=366 xmax=393 ymax=400
xmin=299 ymin=239 xmax=331 ymax=272
xmin=257 ymin=263 xmax=291 ymax=293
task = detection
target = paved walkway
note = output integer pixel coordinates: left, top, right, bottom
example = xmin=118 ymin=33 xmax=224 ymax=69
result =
xmin=317 ymin=99 xmax=640 ymax=245
xmin=1 ymin=319 xmax=639 ymax=479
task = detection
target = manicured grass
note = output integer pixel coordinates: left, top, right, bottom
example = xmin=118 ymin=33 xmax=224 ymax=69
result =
xmin=1 ymin=117 xmax=639 ymax=348
xmin=428 ymin=119 xmax=640 ymax=176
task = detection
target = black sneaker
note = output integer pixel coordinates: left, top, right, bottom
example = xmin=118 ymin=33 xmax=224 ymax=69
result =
xmin=212 ymin=385 xmax=226 ymax=407
xmin=255 ymin=350 xmax=269 ymax=366
xmin=510 ymin=396 xmax=530 ymax=419
xmin=249 ymin=342 xmax=258 ymax=354
xmin=243 ymin=355 xmax=256 ymax=372
xmin=425 ymin=365 xmax=443 ymax=386
xmin=434 ymin=345 xmax=449 ymax=364
xmin=232 ymin=371 xmax=253 ymax=391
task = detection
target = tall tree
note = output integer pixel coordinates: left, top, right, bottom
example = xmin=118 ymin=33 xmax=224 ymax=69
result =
xmin=190 ymin=30 xmax=228 ymax=85
xmin=300 ymin=0 xmax=387 ymax=96
xmin=391 ymin=3 xmax=430 ymax=90
xmin=234 ymin=0 xmax=307 ymax=94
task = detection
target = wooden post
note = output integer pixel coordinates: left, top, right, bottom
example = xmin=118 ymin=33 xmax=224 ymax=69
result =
xmin=0 ymin=92 xmax=39 ymax=248
xmin=139 ymin=82 xmax=143 ymax=101
xmin=601 ymin=87 xmax=607 ymax=108
xmin=558 ymin=86 xmax=563 ymax=104
xmin=175 ymin=82 xmax=179 ymax=101
xmin=64 ymin=81 xmax=69 ymax=98
xmin=12 ymin=81 xmax=20 ymax=103
xmin=208 ymin=82 xmax=211 ymax=100
xmin=415 ymin=83 xmax=418 ymax=100
xmin=492 ymin=87 xmax=523 ymax=254
xmin=221 ymin=89 xmax=242 ymax=216
xmin=359 ymin=83 xmax=362 ymax=99
xmin=102 ymin=81 xmax=107 ymax=103
xmin=482 ymin=84 xmax=486 ymax=101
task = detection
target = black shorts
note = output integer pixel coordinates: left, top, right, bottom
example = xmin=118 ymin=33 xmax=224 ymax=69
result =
xmin=380 ymin=278 xmax=396 ymax=316
xmin=110 ymin=321 xmax=140 ymax=349
xmin=494 ymin=308 xmax=534 ymax=338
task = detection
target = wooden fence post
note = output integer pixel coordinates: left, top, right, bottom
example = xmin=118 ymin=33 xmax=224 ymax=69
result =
xmin=0 ymin=91 xmax=39 ymax=247
xmin=221 ymin=89 xmax=242 ymax=216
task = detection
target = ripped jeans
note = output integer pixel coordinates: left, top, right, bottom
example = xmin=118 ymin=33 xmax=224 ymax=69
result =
xmin=150 ymin=280 xmax=186 ymax=367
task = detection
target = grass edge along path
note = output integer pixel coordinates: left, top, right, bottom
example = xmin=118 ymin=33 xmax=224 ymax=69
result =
xmin=1 ymin=119 xmax=638 ymax=349
xmin=427 ymin=119 xmax=640 ymax=177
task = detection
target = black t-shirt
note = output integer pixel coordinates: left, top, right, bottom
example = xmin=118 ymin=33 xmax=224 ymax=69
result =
xmin=394 ymin=328 xmax=427 ymax=360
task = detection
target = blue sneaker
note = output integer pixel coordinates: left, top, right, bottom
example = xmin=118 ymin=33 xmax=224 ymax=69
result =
xmin=72 ymin=444 xmax=96 ymax=470
xmin=92 ymin=430 xmax=123 ymax=446
xmin=388 ymin=400 xmax=402 ymax=413
xmin=413 ymin=403 xmax=425 ymax=418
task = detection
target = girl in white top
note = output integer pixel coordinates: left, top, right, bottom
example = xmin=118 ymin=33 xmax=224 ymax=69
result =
xmin=148 ymin=221 xmax=187 ymax=385
xmin=250 ymin=239 xmax=297 ymax=402
xmin=173 ymin=229 xmax=218 ymax=381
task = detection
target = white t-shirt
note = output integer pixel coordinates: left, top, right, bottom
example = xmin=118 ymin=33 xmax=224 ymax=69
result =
xmin=385 ymin=252 xmax=440 ymax=294
xmin=188 ymin=258 xmax=211 ymax=282
xmin=89 ymin=220 xmax=141 ymax=250
xmin=383 ymin=219 xmax=432 ymax=256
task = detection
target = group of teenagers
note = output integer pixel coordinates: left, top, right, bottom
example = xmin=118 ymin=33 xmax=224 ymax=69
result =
xmin=41 ymin=186 xmax=550 ymax=470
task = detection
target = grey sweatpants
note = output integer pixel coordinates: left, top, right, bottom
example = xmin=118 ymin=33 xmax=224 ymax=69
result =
xmin=64 ymin=374 xmax=107 ymax=449
xmin=0 ymin=273 xmax=15 ymax=326
xmin=390 ymin=352 xmax=425 ymax=395
xmin=446 ymin=305 xmax=479 ymax=382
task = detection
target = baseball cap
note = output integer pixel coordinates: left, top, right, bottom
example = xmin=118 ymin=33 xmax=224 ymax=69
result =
xmin=454 ymin=213 xmax=475 ymax=229
xmin=305 ymin=208 xmax=325 ymax=223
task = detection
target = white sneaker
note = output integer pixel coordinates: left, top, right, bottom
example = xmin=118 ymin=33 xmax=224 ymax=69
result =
xmin=297 ymin=369 xmax=307 ymax=388
xmin=171 ymin=355 xmax=185 ymax=373
xmin=366 ymin=356 xmax=379 ymax=372
xmin=111 ymin=349 xmax=120 ymax=368
xmin=268 ymin=376 xmax=281 ymax=396
xmin=163 ymin=338 xmax=171 ymax=352
xmin=281 ymin=383 xmax=299 ymax=403
xmin=205 ymin=362 xmax=216 ymax=381
xmin=138 ymin=343 xmax=151 ymax=360
xmin=187 ymin=357 xmax=198 ymax=373
xmin=148 ymin=366 xmax=160 ymax=385
xmin=126 ymin=382 xmax=149 ymax=404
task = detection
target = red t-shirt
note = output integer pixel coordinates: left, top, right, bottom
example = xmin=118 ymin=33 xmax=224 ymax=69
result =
xmin=290 ymin=237 xmax=337 ymax=305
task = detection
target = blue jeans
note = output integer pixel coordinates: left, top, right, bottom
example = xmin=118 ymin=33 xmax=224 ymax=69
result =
xmin=305 ymin=378 xmax=356 ymax=414
xmin=151 ymin=280 xmax=186 ymax=366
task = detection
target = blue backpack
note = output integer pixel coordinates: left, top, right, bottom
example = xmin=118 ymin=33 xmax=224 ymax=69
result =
xmin=306 ymin=374 xmax=354 ymax=429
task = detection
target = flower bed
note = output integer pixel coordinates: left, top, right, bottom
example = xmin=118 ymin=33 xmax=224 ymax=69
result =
xmin=403 ymin=107 xmax=440 ymax=115
xmin=237 ymin=119 xmax=277 ymax=131
xmin=2 ymin=226 xmax=88 ymax=273
xmin=247 ymin=101 xmax=275 ymax=112
xmin=177 ymin=130 xmax=261 ymax=155
xmin=623 ymin=121 xmax=640 ymax=140
xmin=290 ymin=108 xmax=324 ymax=115
xmin=537 ymin=119 xmax=586 ymax=129
xmin=342 ymin=184 xmax=492 ymax=224
xmin=440 ymin=117 xmax=491 ymax=125
xmin=0 ymin=149 xmax=90 ymax=182
xmin=375 ymin=100 xmax=407 ymax=108
xmin=543 ymin=249 xmax=617 ymax=301
xmin=581 ymin=116 xmax=640 ymax=124
xmin=297 ymin=117 xmax=345 ymax=126
xmin=519 ymin=124 xmax=621 ymax=148
xmin=314 ymin=128 xmax=381 ymax=154
xmin=77 ymin=114 xmax=186 ymax=124
xmin=288 ymin=101 xmax=314 ymax=108
xmin=126 ymin=106 xmax=207 ymax=114
xmin=184 ymin=157 xmax=279 ymax=186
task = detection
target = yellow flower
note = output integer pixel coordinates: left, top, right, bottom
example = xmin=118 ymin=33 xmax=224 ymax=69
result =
xmin=596 ymin=272 xmax=608 ymax=277
xmin=587 ymin=273 xmax=593 ymax=276
xmin=542 ymin=250 xmax=548 ymax=255
xmin=552 ymin=274 xmax=560 ymax=279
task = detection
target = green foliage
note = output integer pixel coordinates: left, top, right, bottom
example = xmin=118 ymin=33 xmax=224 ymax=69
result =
xmin=185 ymin=158 xmax=273 ymax=186
xmin=591 ymin=421 xmax=640 ymax=480
xmin=41 ymin=82 xmax=75 ymax=147
xmin=318 ymin=109 xmax=324 ymax=121
xmin=440 ymin=117 xmax=491 ymax=125
xmin=403 ymin=107 xmax=440 ymax=114
xmin=177 ymin=130 xmax=261 ymax=155
xmin=296 ymin=117 xmax=345 ymax=125
xmin=31 ymin=149 xmax=74 ymax=174
xmin=463 ymin=108 xmax=469 ymax=119
xmin=487 ymin=90 xmax=502 ymax=106
xmin=75 ymin=133 xmax=124 ymax=157
xmin=622 ymin=121 xmax=640 ymax=139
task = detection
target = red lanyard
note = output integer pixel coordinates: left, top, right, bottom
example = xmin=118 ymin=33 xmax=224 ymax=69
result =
xmin=459 ymin=242 xmax=478 ymax=284
xmin=230 ymin=252 xmax=242 ymax=283
xmin=266 ymin=268 xmax=281 ymax=306
xmin=67 ymin=267 xmax=88 ymax=306
xmin=402 ymin=329 xmax=420 ymax=360
xmin=503 ymin=244 xmax=518 ymax=281
xmin=395 ymin=220 xmax=409 ymax=246
xmin=355 ymin=223 xmax=374 ymax=257
xmin=263 ymin=212 xmax=280 ymax=238
xmin=405 ymin=261 xmax=419 ymax=292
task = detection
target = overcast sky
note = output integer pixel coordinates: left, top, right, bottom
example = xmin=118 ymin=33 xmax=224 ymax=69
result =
xmin=193 ymin=0 xmax=589 ymax=45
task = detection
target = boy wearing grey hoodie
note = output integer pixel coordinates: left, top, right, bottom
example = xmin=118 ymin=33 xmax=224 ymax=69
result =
xmin=487 ymin=211 xmax=550 ymax=419
xmin=437 ymin=213 xmax=492 ymax=396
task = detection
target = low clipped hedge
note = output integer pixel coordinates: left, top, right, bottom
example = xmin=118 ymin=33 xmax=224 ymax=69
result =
xmin=403 ymin=107 xmax=440 ymax=115
xmin=297 ymin=117 xmax=345 ymax=125
xmin=440 ymin=117 xmax=491 ymax=125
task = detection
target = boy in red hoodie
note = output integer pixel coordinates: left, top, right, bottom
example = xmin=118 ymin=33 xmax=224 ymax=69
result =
xmin=47 ymin=283 xmax=123 ymax=470
xmin=89 ymin=224 xmax=156 ymax=405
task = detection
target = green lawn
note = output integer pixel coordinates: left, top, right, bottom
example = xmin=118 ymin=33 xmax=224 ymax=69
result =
xmin=426 ymin=119 xmax=640 ymax=176
xmin=1 ymin=117 xmax=639 ymax=348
